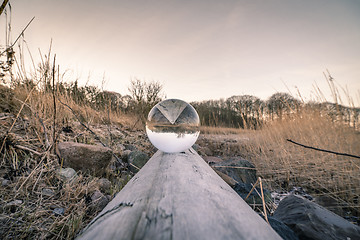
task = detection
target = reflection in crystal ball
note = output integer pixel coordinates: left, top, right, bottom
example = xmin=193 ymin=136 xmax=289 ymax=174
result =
xmin=146 ymin=99 xmax=200 ymax=153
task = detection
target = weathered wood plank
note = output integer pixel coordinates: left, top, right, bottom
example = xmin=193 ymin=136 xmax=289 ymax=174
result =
xmin=76 ymin=149 xmax=281 ymax=240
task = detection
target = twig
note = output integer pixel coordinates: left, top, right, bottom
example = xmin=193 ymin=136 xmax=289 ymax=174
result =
xmin=0 ymin=0 xmax=10 ymax=16
xmin=259 ymin=177 xmax=269 ymax=224
xmin=244 ymin=178 xmax=260 ymax=201
xmin=0 ymin=16 xmax=35 ymax=55
xmin=52 ymin=55 xmax=57 ymax=147
xmin=14 ymin=144 xmax=42 ymax=156
xmin=213 ymin=165 xmax=256 ymax=170
xmin=286 ymin=139 xmax=360 ymax=159
xmin=16 ymin=146 xmax=50 ymax=193
xmin=244 ymin=177 xmax=269 ymax=224
xmin=129 ymin=162 xmax=141 ymax=171
xmin=57 ymin=98 xmax=123 ymax=165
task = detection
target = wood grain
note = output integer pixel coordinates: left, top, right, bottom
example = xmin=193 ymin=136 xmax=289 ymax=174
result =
xmin=76 ymin=149 xmax=281 ymax=240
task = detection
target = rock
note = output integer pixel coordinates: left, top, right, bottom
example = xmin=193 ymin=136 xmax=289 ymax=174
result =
xmin=203 ymin=156 xmax=223 ymax=165
xmin=121 ymin=149 xmax=132 ymax=161
xmin=1 ymin=179 xmax=10 ymax=187
xmin=192 ymin=144 xmax=200 ymax=151
xmin=98 ymin=178 xmax=111 ymax=194
xmin=273 ymin=195 xmax=360 ymax=240
xmin=315 ymin=195 xmax=344 ymax=216
xmin=128 ymin=151 xmax=149 ymax=170
xmin=5 ymin=200 xmax=22 ymax=213
xmin=53 ymin=208 xmax=65 ymax=216
xmin=272 ymin=187 xmax=313 ymax=206
xmin=42 ymin=188 xmax=55 ymax=197
xmin=57 ymin=142 xmax=113 ymax=176
xmin=90 ymin=190 xmax=109 ymax=212
xmin=124 ymin=144 xmax=137 ymax=151
xmin=58 ymin=168 xmax=78 ymax=182
xmin=214 ymin=170 xmax=237 ymax=187
xmin=264 ymin=216 xmax=299 ymax=240
xmin=213 ymin=157 xmax=257 ymax=184
xmin=233 ymin=182 xmax=271 ymax=204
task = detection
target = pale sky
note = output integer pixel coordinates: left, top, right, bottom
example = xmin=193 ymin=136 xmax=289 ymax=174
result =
xmin=2 ymin=0 xmax=360 ymax=105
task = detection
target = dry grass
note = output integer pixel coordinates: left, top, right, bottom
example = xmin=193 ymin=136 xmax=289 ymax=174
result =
xmin=234 ymin=110 xmax=360 ymax=216
xmin=0 ymin=81 xmax=137 ymax=239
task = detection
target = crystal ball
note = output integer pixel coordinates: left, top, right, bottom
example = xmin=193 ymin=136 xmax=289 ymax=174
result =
xmin=146 ymin=99 xmax=200 ymax=153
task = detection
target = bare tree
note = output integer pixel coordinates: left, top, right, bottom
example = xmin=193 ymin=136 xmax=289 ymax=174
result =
xmin=128 ymin=78 xmax=164 ymax=122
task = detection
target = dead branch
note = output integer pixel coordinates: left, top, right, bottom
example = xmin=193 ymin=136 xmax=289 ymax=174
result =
xmin=0 ymin=16 xmax=35 ymax=55
xmin=0 ymin=0 xmax=10 ymax=16
xmin=52 ymin=55 xmax=57 ymax=146
xmin=286 ymin=139 xmax=360 ymax=159
xmin=14 ymin=145 xmax=42 ymax=156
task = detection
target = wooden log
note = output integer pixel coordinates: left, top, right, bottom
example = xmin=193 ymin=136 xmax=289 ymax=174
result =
xmin=76 ymin=149 xmax=281 ymax=240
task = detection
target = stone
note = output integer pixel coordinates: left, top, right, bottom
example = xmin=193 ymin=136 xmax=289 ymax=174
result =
xmin=98 ymin=178 xmax=112 ymax=194
xmin=128 ymin=150 xmax=149 ymax=170
xmin=57 ymin=142 xmax=113 ymax=176
xmin=273 ymin=195 xmax=360 ymax=240
xmin=213 ymin=157 xmax=257 ymax=184
xmin=42 ymin=188 xmax=55 ymax=197
xmin=192 ymin=144 xmax=200 ymax=151
xmin=90 ymin=190 xmax=109 ymax=212
xmin=124 ymin=144 xmax=137 ymax=151
xmin=233 ymin=182 xmax=271 ymax=204
xmin=214 ymin=170 xmax=237 ymax=187
xmin=1 ymin=179 xmax=10 ymax=187
xmin=53 ymin=208 xmax=65 ymax=216
xmin=315 ymin=195 xmax=344 ymax=216
xmin=121 ymin=149 xmax=132 ymax=161
xmin=58 ymin=168 xmax=78 ymax=182
xmin=264 ymin=216 xmax=299 ymax=240
xmin=5 ymin=200 xmax=22 ymax=213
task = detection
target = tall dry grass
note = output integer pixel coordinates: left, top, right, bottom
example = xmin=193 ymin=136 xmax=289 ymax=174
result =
xmin=239 ymin=109 xmax=360 ymax=217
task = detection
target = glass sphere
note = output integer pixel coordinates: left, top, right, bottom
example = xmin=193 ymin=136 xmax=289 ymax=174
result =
xmin=146 ymin=99 xmax=200 ymax=153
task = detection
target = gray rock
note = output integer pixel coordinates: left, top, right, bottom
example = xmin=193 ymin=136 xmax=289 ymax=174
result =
xmin=98 ymin=178 xmax=111 ymax=194
xmin=53 ymin=208 xmax=65 ymax=216
xmin=1 ymin=179 xmax=10 ymax=187
xmin=121 ymin=149 xmax=132 ymax=161
xmin=192 ymin=144 xmax=200 ymax=151
xmin=315 ymin=195 xmax=344 ymax=216
xmin=264 ymin=216 xmax=299 ymax=240
xmin=128 ymin=151 xmax=149 ymax=170
xmin=58 ymin=167 xmax=78 ymax=182
xmin=90 ymin=190 xmax=109 ymax=212
xmin=5 ymin=200 xmax=22 ymax=212
xmin=57 ymin=142 xmax=113 ymax=176
xmin=42 ymin=188 xmax=55 ymax=197
xmin=273 ymin=195 xmax=360 ymax=240
xmin=124 ymin=144 xmax=137 ymax=151
xmin=213 ymin=157 xmax=257 ymax=184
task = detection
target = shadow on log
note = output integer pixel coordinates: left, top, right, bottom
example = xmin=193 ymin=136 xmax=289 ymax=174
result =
xmin=76 ymin=149 xmax=281 ymax=240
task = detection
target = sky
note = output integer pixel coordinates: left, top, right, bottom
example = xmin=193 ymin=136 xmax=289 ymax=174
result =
xmin=2 ymin=0 xmax=360 ymax=105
